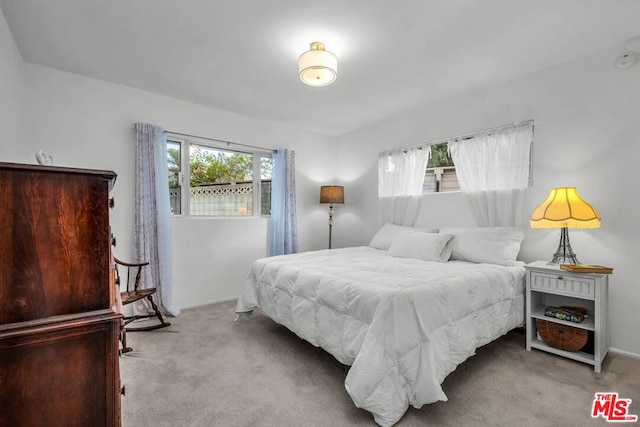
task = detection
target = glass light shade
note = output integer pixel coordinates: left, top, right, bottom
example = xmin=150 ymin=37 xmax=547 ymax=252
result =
xmin=320 ymin=186 xmax=344 ymax=204
xmin=530 ymin=187 xmax=601 ymax=229
xmin=299 ymin=42 xmax=337 ymax=87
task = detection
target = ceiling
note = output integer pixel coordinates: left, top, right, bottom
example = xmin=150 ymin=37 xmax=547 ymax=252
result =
xmin=1 ymin=1 xmax=639 ymax=135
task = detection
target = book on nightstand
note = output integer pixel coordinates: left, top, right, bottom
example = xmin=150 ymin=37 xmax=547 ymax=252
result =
xmin=560 ymin=264 xmax=613 ymax=274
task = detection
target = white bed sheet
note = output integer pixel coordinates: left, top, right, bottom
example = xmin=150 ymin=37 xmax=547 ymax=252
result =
xmin=236 ymin=246 xmax=525 ymax=426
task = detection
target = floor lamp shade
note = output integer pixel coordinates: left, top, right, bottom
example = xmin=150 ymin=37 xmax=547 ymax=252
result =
xmin=320 ymin=186 xmax=344 ymax=204
xmin=320 ymin=186 xmax=344 ymax=249
xmin=530 ymin=187 xmax=601 ymax=264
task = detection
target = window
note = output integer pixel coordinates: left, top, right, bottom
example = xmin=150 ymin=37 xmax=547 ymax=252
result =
xmin=260 ymin=155 xmax=272 ymax=215
xmin=422 ymin=142 xmax=460 ymax=194
xmin=379 ymin=121 xmax=533 ymax=198
xmin=166 ymin=137 xmax=272 ymax=217
xmin=167 ymin=140 xmax=182 ymax=214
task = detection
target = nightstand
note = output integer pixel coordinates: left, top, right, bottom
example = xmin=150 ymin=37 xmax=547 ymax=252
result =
xmin=525 ymin=261 xmax=609 ymax=372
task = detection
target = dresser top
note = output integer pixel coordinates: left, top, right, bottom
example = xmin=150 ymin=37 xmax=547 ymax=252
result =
xmin=0 ymin=162 xmax=116 ymax=190
xmin=0 ymin=161 xmax=116 ymax=177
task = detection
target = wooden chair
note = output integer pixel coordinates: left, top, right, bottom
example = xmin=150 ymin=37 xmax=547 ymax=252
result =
xmin=114 ymin=257 xmax=171 ymax=353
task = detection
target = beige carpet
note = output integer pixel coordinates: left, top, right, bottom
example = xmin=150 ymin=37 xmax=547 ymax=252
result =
xmin=121 ymin=301 xmax=640 ymax=427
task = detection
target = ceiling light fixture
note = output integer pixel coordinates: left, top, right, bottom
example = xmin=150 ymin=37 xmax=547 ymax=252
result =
xmin=299 ymin=42 xmax=337 ymax=87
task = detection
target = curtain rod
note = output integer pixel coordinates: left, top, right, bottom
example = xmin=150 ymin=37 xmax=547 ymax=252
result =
xmin=132 ymin=124 xmax=274 ymax=152
xmin=378 ymin=119 xmax=534 ymax=156
xmin=165 ymin=130 xmax=274 ymax=153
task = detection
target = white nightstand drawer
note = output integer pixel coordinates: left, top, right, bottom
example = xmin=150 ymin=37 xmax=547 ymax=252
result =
xmin=530 ymin=271 xmax=595 ymax=299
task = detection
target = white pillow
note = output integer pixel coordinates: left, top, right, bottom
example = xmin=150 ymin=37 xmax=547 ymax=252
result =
xmin=388 ymin=231 xmax=454 ymax=262
xmin=369 ymin=223 xmax=438 ymax=250
xmin=439 ymin=226 xmax=524 ymax=266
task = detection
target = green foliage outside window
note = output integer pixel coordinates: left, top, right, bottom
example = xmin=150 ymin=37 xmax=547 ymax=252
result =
xmin=189 ymin=148 xmax=252 ymax=186
xmin=426 ymin=143 xmax=454 ymax=168
xmin=167 ymin=146 xmax=272 ymax=188
xmin=168 ymin=147 xmax=180 ymax=189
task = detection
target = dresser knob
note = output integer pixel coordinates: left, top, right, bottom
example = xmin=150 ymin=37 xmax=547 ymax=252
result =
xmin=121 ymin=385 xmax=126 ymax=396
xmin=557 ymin=276 xmax=563 ymax=280
xmin=109 ymin=197 xmax=115 ymax=209
xmin=111 ymin=236 xmax=117 ymax=247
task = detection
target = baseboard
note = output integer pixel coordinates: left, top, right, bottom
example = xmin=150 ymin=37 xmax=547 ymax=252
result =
xmin=609 ymin=347 xmax=640 ymax=360
xmin=179 ymin=297 xmax=238 ymax=310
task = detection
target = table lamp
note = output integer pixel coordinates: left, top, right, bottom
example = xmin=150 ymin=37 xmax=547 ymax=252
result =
xmin=320 ymin=186 xmax=344 ymax=249
xmin=530 ymin=187 xmax=601 ymax=265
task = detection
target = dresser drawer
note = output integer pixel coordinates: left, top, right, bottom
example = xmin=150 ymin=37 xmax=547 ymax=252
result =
xmin=530 ymin=271 xmax=595 ymax=299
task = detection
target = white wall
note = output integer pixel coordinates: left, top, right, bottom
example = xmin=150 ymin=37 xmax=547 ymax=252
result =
xmin=4 ymin=12 xmax=638 ymax=356
xmin=14 ymin=64 xmax=335 ymax=309
xmin=0 ymin=9 xmax=24 ymax=152
xmin=334 ymin=43 xmax=640 ymax=357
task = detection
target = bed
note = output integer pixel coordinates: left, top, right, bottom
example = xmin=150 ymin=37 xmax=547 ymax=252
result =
xmin=235 ymin=225 xmax=526 ymax=426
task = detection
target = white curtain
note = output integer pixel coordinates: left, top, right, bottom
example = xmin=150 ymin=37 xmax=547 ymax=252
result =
xmin=378 ymin=147 xmax=429 ymax=226
xmin=448 ymin=122 xmax=534 ymax=227
xmin=270 ymin=149 xmax=298 ymax=256
xmin=379 ymin=196 xmax=424 ymax=226
xmin=378 ymin=147 xmax=429 ymax=197
xmin=134 ymin=122 xmax=180 ymax=317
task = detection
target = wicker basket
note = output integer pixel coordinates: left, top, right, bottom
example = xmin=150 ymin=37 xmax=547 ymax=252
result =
xmin=536 ymin=319 xmax=588 ymax=352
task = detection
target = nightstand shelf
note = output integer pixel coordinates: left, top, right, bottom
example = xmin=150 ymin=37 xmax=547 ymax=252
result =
xmin=530 ymin=305 xmax=595 ymax=331
xmin=529 ymin=337 xmax=596 ymax=366
xmin=525 ymin=261 xmax=609 ymax=372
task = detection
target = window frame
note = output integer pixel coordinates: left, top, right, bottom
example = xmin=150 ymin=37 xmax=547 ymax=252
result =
xmin=167 ymin=135 xmax=272 ymax=218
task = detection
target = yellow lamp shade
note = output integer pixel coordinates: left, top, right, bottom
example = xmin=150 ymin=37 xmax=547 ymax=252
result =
xmin=530 ymin=187 xmax=601 ymax=229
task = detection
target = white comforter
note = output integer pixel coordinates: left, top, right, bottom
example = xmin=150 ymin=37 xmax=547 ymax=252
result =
xmin=236 ymin=247 xmax=525 ymax=426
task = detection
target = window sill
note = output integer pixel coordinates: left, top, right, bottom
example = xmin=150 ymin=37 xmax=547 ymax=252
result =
xmin=171 ymin=215 xmax=270 ymax=220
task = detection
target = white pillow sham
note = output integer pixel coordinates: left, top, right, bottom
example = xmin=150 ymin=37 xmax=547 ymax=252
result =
xmin=439 ymin=226 xmax=524 ymax=266
xmin=369 ymin=223 xmax=438 ymax=250
xmin=387 ymin=231 xmax=454 ymax=262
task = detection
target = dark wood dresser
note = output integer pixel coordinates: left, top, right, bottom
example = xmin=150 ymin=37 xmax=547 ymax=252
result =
xmin=0 ymin=162 xmax=122 ymax=427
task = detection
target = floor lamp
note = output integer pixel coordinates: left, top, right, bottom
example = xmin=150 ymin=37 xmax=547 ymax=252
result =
xmin=320 ymin=186 xmax=344 ymax=249
xmin=530 ymin=187 xmax=601 ymax=265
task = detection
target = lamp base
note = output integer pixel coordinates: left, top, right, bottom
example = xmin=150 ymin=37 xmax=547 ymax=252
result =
xmin=548 ymin=227 xmax=579 ymax=265
xmin=328 ymin=204 xmax=334 ymax=249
